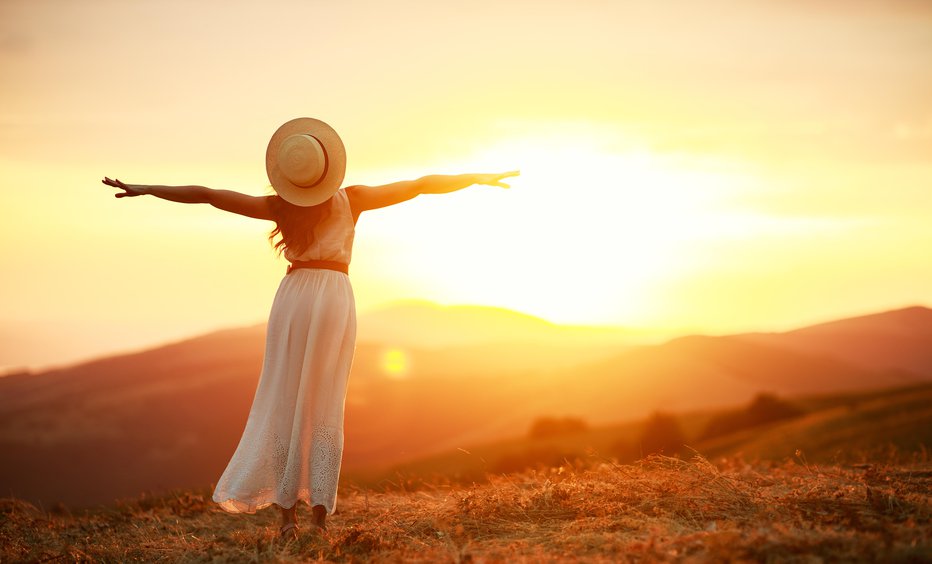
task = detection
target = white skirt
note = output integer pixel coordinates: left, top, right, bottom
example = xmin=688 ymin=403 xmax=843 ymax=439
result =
xmin=212 ymin=269 xmax=356 ymax=514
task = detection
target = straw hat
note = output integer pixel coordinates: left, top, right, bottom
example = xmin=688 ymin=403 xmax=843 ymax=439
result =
xmin=266 ymin=117 xmax=346 ymax=207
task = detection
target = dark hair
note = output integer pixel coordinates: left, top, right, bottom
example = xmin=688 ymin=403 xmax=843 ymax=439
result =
xmin=267 ymin=195 xmax=332 ymax=256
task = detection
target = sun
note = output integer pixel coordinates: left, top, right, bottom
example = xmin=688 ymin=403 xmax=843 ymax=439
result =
xmin=355 ymin=126 xmax=756 ymax=327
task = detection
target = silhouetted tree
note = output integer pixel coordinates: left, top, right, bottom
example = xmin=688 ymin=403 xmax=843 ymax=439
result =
xmin=639 ymin=412 xmax=687 ymax=456
xmin=746 ymin=393 xmax=801 ymax=424
xmin=701 ymin=392 xmax=802 ymax=439
xmin=528 ymin=416 xmax=588 ymax=439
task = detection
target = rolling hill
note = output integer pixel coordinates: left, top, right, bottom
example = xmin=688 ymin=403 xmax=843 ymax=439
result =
xmin=381 ymin=382 xmax=932 ymax=484
xmin=358 ymin=300 xmax=654 ymax=348
xmin=696 ymin=383 xmax=932 ymax=463
xmin=738 ymin=305 xmax=932 ymax=376
xmin=0 ymin=304 xmax=928 ymax=509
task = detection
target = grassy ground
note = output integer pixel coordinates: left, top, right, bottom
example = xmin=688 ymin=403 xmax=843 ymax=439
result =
xmin=2 ymin=454 xmax=929 ymax=563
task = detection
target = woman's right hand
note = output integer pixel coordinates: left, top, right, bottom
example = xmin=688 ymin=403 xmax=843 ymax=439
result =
xmin=471 ymin=171 xmax=520 ymax=189
xmin=102 ymin=177 xmax=148 ymax=198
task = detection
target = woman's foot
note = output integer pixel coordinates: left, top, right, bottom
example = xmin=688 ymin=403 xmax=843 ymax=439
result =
xmin=279 ymin=522 xmax=298 ymax=541
xmin=279 ymin=503 xmax=298 ymax=540
xmin=310 ymin=505 xmax=327 ymax=531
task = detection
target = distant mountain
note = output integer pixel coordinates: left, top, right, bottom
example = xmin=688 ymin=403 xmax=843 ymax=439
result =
xmin=498 ymin=333 xmax=920 ymax=432
xmin=356 ymin=301 xmax=642 ymax=376
xmin=358 ymin=300 xmax=647 ymax=348
xmin=0 ymin=326 xmax=266 ymax=509
xmin=0 ymin=304 xmax=927 ymax=509
xmin=738 ymin=306 xmax=932 ymax=376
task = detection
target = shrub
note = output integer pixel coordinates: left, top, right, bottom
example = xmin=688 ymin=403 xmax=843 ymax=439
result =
xmin=527 ymin=416 xmax=588 ymax=439
xmin=702 ymin=393 xmax=802 ymax=439
xmin=638 ymin=412 xmax=687 ymax=457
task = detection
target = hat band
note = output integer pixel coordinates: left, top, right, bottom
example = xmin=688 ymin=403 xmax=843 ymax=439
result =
xmin=312 ymin=135 xmax=330 ymax=188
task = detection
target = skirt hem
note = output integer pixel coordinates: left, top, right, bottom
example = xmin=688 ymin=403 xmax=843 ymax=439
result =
xmin=212 ymin=491 xmax=337 ymax=516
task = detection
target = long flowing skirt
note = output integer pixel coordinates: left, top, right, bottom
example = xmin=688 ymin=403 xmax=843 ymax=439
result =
xmin=212 ymin=269 xmax=356 ymax=514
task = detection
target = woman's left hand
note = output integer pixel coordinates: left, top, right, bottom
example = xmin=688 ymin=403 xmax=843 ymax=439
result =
xmin=473 ymin=171 xmax=520 ymax=189
xmin=102 ymin=177 xmax=148 ymax=198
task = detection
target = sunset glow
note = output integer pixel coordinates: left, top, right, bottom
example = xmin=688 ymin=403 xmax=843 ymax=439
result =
xmin=1 ymin=0 xmax=931 ymax=369
xmin=363 ymin=132 xmax=758 ymax=323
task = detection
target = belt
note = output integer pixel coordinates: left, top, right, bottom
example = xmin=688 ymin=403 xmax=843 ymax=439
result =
xmin=287 ymin=260 xmax=349 ymax=275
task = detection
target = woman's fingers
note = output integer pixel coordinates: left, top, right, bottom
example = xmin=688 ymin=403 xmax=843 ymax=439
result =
xmin=103 ymin=176 xmax=140 ymax=196
xmin=496 ymin=171 xmax=519 ymax=188
xmin=478 ymin=170 xmax=518 ymax=188
xmin=102 ymin=177 xmax=125 ymax=189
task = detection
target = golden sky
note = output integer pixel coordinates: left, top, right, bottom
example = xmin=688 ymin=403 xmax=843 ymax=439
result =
xmin=1 ymin=0 xmax=931 ymax=369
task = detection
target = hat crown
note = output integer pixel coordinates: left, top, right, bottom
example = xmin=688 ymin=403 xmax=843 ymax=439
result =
xmin=278 ymin=134 xmax=326 ymax=188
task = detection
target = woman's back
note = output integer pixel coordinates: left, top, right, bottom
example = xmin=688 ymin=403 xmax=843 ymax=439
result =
xmin=282 ymin=189 xmax=355 ymax=265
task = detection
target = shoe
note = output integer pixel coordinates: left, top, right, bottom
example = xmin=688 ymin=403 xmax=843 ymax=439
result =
xmin=279 ymin=522 xmax=298 ymax=541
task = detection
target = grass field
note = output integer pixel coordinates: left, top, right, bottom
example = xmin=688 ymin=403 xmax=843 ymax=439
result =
xmin=3 ymin=454 xmax=929 ymax=563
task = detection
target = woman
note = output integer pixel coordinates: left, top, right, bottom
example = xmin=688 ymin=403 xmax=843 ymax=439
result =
xmin=102 ymin=117 xmax=517 ymax=540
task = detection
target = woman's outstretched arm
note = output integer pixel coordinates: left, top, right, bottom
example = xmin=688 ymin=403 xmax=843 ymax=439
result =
xmin=102 ymin=177 xmax=273 ymax=220
xmin=345 ymin=171 xmax=518 ymax=218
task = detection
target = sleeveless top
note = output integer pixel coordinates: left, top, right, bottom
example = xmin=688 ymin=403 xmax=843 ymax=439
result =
xmin=283 ymin=189 xmax=356 ymax=265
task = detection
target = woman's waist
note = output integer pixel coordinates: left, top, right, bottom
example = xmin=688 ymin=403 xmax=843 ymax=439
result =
xmin=286 ymin=259 xmax=349 ymax=275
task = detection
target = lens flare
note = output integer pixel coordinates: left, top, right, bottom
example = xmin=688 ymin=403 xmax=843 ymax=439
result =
xmin=382 ymin=348 xmax=410 ymax=379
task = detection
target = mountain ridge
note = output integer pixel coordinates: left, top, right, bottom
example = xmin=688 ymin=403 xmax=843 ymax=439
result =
xmin=737 ymin=305 xmax=932 ymax=376
xmin=1 ymin=304 xmax=929 ymax=508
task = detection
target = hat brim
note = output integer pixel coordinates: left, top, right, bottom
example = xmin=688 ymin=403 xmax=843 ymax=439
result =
xmin=266 ymin=117 xmax=346 ymax=207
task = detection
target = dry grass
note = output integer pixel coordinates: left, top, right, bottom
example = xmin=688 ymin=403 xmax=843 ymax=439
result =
xmin=2 ymin=454 xmax=929 ymax=563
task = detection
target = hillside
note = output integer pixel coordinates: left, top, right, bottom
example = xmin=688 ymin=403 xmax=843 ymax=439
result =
xmin=2 ymin=456 xmax=928 ymax=562
xmin=1 ymin=305 xmax=928 ymax=510
xmin=502 ymin=333 xmax=919 ymax=433
xmin=379 ymin=382 xmax=932 ymax=485
xmin=739 ymin=305 xmax=932 ymax=376
xmin=697 ymin=384 xmax=932 ymax=463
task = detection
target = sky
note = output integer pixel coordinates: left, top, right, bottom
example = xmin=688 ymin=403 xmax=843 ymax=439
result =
xmin=1 ymin=0 xmax=931 ymax=369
